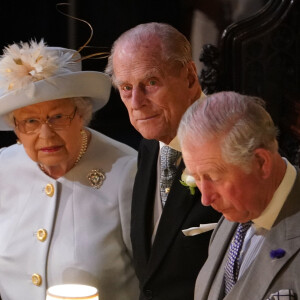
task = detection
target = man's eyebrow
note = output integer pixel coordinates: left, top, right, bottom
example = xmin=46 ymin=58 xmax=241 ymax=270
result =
xmin=143 ymin=67 xmax=163 ymax=78
xmin=113 ymin=78 xmax=126 ymax=87
xmin=114 ymin=67 xmax=164 ymax=87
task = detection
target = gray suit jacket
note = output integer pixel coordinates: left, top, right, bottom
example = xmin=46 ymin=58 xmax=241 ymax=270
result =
xmin=194 ymin=170 xmax=300 ymax=300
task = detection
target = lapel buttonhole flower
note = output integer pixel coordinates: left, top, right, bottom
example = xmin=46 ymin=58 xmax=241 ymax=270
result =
xmin=270 ymin=248 xmax=286 ymax=259
xmin=180 ymin=169 xmax=197 ymax=195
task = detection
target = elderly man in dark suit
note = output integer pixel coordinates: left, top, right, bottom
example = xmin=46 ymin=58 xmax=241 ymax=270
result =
xmin=105 ymin=22 xmax=221 ymax=300
xmin=178 ymin=91 xmax=300 ymax=300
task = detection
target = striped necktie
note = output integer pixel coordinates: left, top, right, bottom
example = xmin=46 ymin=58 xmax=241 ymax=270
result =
xmin=224 ymin=221 xmax=252 ymax=295
xmin=160 ymin=145 xmax=181 ymax=207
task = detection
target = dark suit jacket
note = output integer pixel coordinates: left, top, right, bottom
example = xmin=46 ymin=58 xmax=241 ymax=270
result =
xmin=131 ymin=139 xmax=221 ymax=300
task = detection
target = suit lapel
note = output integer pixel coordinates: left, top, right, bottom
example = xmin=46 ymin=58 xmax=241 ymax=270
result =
xmin=227 ymin=224 xmax=300 ymax=299
xmin=131 ymin=139 xmax=159 ymax=273
xmin=145 ymin=159 xmax=200 ymax=279
xmin=195 ymin=218 xmax=237 ymax=300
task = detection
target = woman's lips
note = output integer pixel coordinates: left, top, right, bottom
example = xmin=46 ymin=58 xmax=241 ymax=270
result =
xmin=40 ymin=146 xmax=62 ymax=153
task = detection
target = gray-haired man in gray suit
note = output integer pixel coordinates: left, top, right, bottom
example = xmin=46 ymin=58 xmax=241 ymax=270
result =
xmin=178 ymin=91 xmax=300 ymax=300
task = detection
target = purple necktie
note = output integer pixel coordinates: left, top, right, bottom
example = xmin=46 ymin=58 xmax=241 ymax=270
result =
xmin=224 ymin=221 xmax=252 ymax=295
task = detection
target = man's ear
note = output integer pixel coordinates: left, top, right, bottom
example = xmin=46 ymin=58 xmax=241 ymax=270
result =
xmin=186 ymin=61 xmax=198 ymax=89
xmin=253 ymin=148 xmax=272 ymax=179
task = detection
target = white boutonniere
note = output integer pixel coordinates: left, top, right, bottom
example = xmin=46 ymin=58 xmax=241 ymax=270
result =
xmin=180 ymin=169 xmax=197 ymax=195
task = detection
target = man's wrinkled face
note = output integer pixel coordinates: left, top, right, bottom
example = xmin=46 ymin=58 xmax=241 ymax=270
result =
xmin=182 ymin=138 xmax=269 ymax=223
xmin=113 ymin=39 xmax=194 ymax=144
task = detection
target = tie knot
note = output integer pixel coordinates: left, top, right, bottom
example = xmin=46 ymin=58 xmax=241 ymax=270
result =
xmin=236 ymin=221 xmax=252 ymax=235
xmin=161 ymin=146 xmax=181 ymax=168
xmin=160 ymin=146 xmax=181 ymax=207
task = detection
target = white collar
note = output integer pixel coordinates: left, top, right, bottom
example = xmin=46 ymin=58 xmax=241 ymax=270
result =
xmin=253 ymin=158 xmax=297 ymax=230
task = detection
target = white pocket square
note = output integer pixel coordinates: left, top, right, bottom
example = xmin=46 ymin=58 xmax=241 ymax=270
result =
xmin=182 ymin=223 xmax=218 ymax=236
xmin=266 ymin=289 xmax=295 ymax=300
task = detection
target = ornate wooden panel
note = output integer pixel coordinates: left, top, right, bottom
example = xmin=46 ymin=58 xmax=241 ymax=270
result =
xmin=200 ymin=0 xmax=300 ymax=163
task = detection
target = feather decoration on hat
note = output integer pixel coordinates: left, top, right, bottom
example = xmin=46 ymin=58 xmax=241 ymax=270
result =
xmin=0 ymin=39 xmax=74 ymax=92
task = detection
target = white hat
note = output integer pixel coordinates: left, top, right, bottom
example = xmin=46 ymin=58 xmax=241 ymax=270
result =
xmin=0 ymin=40 xmax=111 ymax=130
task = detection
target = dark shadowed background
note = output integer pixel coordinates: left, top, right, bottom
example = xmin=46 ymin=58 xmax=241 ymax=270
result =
xmin=0 ymin=0 xmax=266 ymax=149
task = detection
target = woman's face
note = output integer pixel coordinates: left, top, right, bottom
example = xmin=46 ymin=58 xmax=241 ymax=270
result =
xmin=13 ymin=98 xmax=84 ymax=169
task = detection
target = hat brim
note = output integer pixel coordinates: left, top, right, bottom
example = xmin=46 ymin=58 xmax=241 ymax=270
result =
xmin=0 ymin=71 xmax=111 ymax=130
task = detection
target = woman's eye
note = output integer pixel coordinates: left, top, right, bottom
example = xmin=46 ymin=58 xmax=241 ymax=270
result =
xmin=25 ymin=118 xmax=39 ymax=124
xmin=51 ymin=114 xmax=63 ymax=120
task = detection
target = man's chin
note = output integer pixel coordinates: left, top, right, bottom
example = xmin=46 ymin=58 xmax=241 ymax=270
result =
xmin=139 ymin=131 xmax=160 ymax=140
xmin=135 ymin=125 xmax=161 ymax=141
xmin=223 ymin=213 xmax=250 ymax=223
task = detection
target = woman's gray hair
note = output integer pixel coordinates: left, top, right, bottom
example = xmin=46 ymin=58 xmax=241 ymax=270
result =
xmin=105 ymin=22 xmax=192 ymax=86
xmin=178 ymin=91 xmax=279 ymax=171
xmin=4 ymin=97 xmax=93 ymax=128
xmin=72 ymin=97 xmax=93 ymax=126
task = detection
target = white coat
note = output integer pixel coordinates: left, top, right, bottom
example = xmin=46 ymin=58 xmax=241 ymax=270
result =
xmin=0 ymin=128 xmax=139 ymax=300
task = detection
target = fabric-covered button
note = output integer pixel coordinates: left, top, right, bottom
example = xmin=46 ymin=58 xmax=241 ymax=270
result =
xmin=32 ymin=273 xmax=42 ymax=286
xmin=36 ymin=229 xmax=47 ymax=242
xmin=45 ymin=184 xmax=54 ymax=197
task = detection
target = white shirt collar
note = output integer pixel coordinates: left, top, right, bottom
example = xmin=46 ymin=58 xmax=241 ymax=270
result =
xmin=253 ymin=158 xmax=297 ymax=230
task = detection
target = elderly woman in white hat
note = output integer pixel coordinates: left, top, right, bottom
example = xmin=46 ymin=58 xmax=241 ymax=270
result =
xmin=0 ymin=40 xmax=139 ymax=300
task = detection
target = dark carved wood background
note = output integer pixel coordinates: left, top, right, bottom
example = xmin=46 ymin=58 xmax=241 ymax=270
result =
xmin=200 ymin=0 xmax=300 ymax=165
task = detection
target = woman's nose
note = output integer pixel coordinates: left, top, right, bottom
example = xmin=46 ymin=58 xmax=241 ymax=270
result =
xmin=38 ymin=123 xmax=56 ymax=138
